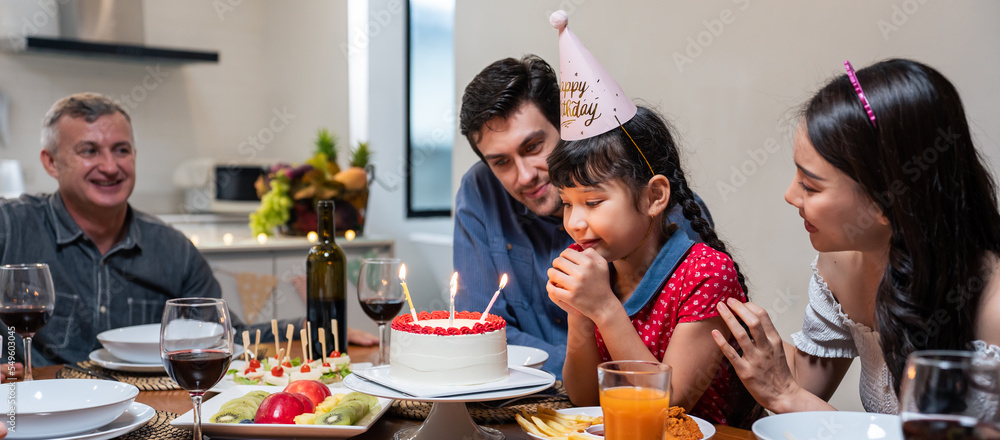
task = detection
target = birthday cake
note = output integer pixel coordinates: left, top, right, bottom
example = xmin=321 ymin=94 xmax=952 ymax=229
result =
xmin=389 ymin=311 xmax=508 ymax=385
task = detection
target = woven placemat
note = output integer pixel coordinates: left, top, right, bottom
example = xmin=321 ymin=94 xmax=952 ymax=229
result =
xmin=117 ymin=410 xmax=189 ymax=440
xmin=389 ymin=381 xmax=571 ymax=424
xmin=57 ymin=361 xmax=181 ymax=391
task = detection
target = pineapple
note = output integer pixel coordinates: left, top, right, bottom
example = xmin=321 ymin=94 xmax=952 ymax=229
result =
xmin=334 ymin=141 xmax=372 ymax=191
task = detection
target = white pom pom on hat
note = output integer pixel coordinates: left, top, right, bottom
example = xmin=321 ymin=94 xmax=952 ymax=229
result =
xmin=549 ymin=10 xmax=637 ymax=141
xmin=549 ymin=10 xmax=568 ymax=30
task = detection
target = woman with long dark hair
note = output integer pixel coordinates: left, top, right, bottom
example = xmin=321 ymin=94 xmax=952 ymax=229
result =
xmin=713 ymin=58 xmax=1000 ymax=413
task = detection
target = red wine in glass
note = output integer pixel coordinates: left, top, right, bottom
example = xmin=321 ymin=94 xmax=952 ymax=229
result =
xmin=360 ymin=298 xmax=405 ymax=323
xmin=902 ymin=417 xmax=1000 ymax=440
xmin=0 ymin=307 xmax=53 ymax=337
xmin=164 ymin=349 xmax=233 ymax=393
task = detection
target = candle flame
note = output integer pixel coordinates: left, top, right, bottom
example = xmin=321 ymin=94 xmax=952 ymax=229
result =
xmin=256 ymin=233 xmax=268 ymax=244
xmin=449 ymin=272 xmax=458 ymax=299
xmin=499 ymin=273 xmax=508 ymax=289
xmin=399 ymin=264 xmax=407 ymax=280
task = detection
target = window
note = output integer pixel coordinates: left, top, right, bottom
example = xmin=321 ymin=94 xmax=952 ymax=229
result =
xmin=406 ymin=0 xmax=454 ymax=217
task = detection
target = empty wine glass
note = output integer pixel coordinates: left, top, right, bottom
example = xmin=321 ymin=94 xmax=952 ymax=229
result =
xmin=899 ymin=350 xmax=1000 ymax=440
xmin=0 ymin=264 xmax=56 ymax=381
xmin=357 ymin=258 xmax=405 ymax=366
xmin=161 ymin=298 xmax=234 ymax=440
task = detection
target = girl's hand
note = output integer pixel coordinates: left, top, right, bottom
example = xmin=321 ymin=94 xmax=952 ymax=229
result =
xmin=711 ymin=298 xmax=802 ymax=413
xmin=547 ymin=248 xmax=616 ymax=322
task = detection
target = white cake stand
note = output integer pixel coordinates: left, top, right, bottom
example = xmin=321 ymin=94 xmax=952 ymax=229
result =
xmin=344 ymin=367 xmax=556 ymax=440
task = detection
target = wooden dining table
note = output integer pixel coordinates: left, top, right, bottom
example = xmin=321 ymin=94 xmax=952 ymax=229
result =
xmin=34 ymin=345 xmax=754 ymax=440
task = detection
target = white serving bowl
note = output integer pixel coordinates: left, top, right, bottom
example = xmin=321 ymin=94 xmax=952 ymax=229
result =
xmin=0 ymin=379 xmax=139 ymax=439
xmin=97 ymin=323 xmax=162 ymax=364
xmin=752 ymin=411 xmax=902 ymax=440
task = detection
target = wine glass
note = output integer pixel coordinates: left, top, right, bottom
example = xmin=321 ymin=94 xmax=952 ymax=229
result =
xmin=161 ymin=298 xmax=234 ymax=440
xmin=0 ymin=264 xmax=55 ymax=381
xmin=899 ymin=350 xmax=1000 ymax=440
xmin=357 ymin=258 xmax=405 ymax=366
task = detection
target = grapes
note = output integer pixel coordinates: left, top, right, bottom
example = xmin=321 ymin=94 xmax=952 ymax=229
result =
xmin=249 ymin=177 xmax=293 ymax=236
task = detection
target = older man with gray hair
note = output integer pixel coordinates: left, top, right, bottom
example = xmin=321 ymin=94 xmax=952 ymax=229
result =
xmin=0 ymin=93 xmax=293 ymax=373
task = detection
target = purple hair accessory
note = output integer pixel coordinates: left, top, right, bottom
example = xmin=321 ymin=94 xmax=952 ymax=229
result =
xmin=844 ymin=60 xmax=876 ymax=127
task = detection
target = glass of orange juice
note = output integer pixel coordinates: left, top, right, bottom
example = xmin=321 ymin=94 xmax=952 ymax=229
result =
xmin=598 ymin=360 xmax=672 ymax=440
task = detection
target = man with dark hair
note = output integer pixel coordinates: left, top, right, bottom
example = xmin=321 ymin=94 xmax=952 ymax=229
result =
xmin=454 ymin=56 xmax=712 ymax=378
xmin=0 ymin=93 xmax=299 ymax=371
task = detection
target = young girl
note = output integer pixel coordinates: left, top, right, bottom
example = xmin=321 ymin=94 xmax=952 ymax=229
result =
xmin=714 ymin=59 xmax=1000 ymax=415
xmin=546 ymin=105 xmax=762 ymax=426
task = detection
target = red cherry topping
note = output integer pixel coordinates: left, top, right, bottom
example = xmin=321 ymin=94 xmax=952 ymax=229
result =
xmin=300 ymin=364 xmax=311 ymax=373
xmin=244 ymin=367 xmax=257 ymax=374
xmin=282 ymin=361 xmax=292 ymax=368
xmin=322 ymin=362 xmax=331 ymax=367
xmin=569 ymin=243 xmax=584 ymax=252
xmin=270 ymin=366 xmax=284 ymax=377
xmin=248 ymin=359 xmax=261 ymax=369
xmin=329 ymin=351 xmax=342 ymax=358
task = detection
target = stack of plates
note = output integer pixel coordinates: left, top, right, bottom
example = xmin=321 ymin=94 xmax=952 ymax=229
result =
xmin=0 ymin=379 xmax=154 ymax=440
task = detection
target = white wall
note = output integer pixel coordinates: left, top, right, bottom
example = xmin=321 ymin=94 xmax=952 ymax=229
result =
xmin=364 ymin=0 xmax=454 ymax=312
xmin=0 ymin=0 xmax=350 ymax=214
xmin=453 ymin=1 xmax=1000 ymax=412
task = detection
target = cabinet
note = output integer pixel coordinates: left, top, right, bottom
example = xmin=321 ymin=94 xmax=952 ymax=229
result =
xmin=162 ymin=215 xmax=395 ymax=336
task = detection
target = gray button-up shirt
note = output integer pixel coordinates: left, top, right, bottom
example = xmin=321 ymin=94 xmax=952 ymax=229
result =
xmin=1 ymin=193 xmax=232 ymax=366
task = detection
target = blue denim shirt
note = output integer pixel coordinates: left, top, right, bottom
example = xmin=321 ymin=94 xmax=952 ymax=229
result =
xmin=0 ymin=193 xmax=287 ymax=366
xmin=453 ymin=162 xmax=713 ymax=379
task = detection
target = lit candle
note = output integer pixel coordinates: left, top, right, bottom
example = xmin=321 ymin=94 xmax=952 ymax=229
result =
xmin=223 ymin=233 xmax=234 ymax=245
xmin=345 ymin=230 xmax=356 ymax=241
xmin=399 ymin=264 xmax=418 ymax=322
xmin=256 ymin=233 xmax=268 ymax=244
xmin=307 ymin=231 xmax=318 ymax=243
xmin=479 ymin=273 xmax=508 ymax=323
xmin=449 ymin=272 xmax=458 ymax=327
xmin=190 ymin=234 xmax=200 ymax=246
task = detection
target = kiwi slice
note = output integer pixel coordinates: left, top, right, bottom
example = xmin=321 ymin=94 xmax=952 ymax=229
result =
xmin=339 ymin=392 xmax=379 ymax=412
xmin=242 ymin=391 xmax=270 ymax=407
xmin=209 ymin=404 xmax=256 ymax=424
xmin=220 ymin=398 xmax=255 ymax=411
xmin=313 ymin=401 xmax=367 ymax=426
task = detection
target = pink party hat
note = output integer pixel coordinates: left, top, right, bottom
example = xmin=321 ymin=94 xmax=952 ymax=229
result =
xmin=550 ymin=10 xmax=637 ymax=141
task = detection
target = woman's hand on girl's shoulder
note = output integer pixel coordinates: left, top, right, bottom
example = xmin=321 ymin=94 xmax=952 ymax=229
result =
xmin=711 ymin=298 xmax=808 ymax=413
xmin=547 ymin=248 xmax=616 ymax=322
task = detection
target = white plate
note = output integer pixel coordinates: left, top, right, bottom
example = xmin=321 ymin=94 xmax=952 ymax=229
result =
xmin=172 ymin=385 xmax=393 ymax=439
xmin=210 ymin=361 xmax=372 ymax=393
xmin=508 ymin=345 xmax=549 ymax=369
xmin=345 ymin=367 xmax=556 ymax=402
xmin=89 ymin=345 xmax=245 ymax=373
xmin=752 ymin=411 xmax=901 ymax=440
xmin=48 ymin=402 xmax=155 ymax=440
xmin=525 ymin=407 xmax=715 ymax=440
xmin=89 ymin=349 xmax=165 ymax=373
xmin=352 ymin=365 xmax=554 ymax=398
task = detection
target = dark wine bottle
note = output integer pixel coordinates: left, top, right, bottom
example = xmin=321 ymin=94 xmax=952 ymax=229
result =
xmin=306 ymin=200 xmax=348 ymax=361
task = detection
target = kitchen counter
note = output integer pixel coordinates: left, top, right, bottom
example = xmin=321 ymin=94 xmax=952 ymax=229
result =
xmin=158 ymin=213 xmax=394 ymax=332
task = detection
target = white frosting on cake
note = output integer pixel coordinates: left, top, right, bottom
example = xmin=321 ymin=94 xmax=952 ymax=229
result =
xmin=390 ymin=318 xmax=508 ymax=385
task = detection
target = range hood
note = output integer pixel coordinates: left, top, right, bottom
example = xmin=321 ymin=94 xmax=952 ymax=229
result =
xmin=1 ymin=0 xmax=218 ymax=63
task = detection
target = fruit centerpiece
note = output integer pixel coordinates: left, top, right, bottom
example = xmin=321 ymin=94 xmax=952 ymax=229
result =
xmin=249 ymin=129 xmax=373 ymax=237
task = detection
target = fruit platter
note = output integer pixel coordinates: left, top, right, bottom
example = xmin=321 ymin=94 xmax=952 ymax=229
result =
xmin=172 ymin=380 xmax=393 ymax=439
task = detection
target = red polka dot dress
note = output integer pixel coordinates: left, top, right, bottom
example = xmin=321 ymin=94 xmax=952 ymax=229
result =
xmin=595 ymin=243 xmax=746 ymax=425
